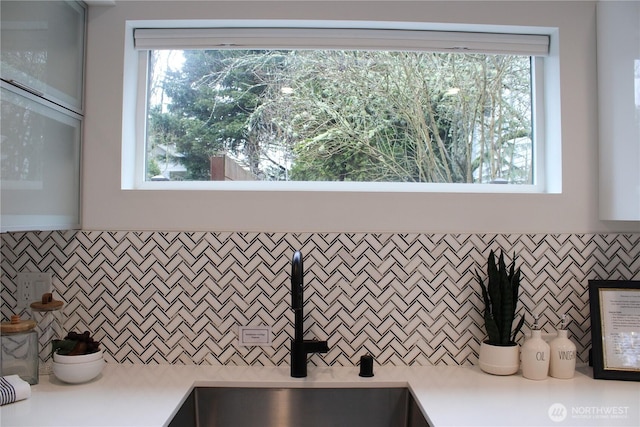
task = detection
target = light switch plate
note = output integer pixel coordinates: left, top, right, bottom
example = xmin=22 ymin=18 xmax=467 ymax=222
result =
xmin=238 ymin=326 xmax=272 ymax=346
xmin=16 ymin=272 xmax=52 ymax=309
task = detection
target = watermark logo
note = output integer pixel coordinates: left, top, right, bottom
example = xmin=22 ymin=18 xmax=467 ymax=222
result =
xmin=548 ymin=403 xmax=568 ymax=422
xmin=548 ymin=403 xmax=630 ymax=423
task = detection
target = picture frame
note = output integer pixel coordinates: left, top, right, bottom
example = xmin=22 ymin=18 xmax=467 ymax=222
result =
xmin=588 ymin=280 xmax=640 ymax=381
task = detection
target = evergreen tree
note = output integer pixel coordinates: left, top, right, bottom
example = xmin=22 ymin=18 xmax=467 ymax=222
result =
xmin=148 ymin=50 xmax=267 ymax=180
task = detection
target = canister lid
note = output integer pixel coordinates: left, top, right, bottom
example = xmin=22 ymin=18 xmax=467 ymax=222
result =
xmin=30 ymin=293 xmax=64 ymax=311
xmin=0 ymin=315 xmax=37 ymax=334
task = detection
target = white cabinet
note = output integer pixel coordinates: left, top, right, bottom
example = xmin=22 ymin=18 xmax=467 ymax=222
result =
xmin=0 ymin=1 xmax=85 ymax=232
xmin=1 ymin=84 xmax=82 ymax=231
xmin=1 ymin=0 xmax=85 ymax=113
xmin=597 ymin=1 xmax=640 ymax=221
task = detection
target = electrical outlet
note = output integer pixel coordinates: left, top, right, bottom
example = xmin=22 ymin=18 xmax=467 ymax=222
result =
xmin=16 ymin=272 xmax=52 ymax=309
xmin=238 ymin=326 xmax=272 ymax=346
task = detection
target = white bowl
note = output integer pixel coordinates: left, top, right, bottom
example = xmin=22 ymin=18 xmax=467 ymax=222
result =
xmin=54 ymin=349 xmax=103 ymax=364
xmin=52 ymin=358 xmax=105 ymax=384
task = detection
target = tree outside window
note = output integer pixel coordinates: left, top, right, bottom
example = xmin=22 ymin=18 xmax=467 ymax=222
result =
xmin=146 ymin=49 xmax=533 ymax=184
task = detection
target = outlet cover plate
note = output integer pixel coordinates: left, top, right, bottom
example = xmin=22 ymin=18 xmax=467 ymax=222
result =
xmin=238 ymin=326 xmax=272 ymax=346
xmin=16 ymin=272 xmax=52 ymax=309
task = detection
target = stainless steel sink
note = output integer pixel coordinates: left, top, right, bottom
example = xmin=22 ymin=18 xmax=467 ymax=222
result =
xmin=168 ymin=387 xmax=431 ymax=427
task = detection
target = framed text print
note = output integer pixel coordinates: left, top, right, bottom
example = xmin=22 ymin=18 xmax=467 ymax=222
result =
xmin=589 ymin=280 xmax=640 ymax=381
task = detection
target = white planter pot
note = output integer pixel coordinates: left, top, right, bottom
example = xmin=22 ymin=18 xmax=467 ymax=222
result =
xmin=479 ymin=341 xmax=520 ymax=375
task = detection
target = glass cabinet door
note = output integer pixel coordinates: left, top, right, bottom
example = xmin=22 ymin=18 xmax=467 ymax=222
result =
xmin=1 ymin=1 xmax=85 ymax=113
xmin=1 ymin=84 xmax=81 ymax=231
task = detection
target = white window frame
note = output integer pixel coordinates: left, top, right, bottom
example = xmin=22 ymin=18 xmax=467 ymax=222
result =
xmin=122 ymin=20 xmax=555 ymax=194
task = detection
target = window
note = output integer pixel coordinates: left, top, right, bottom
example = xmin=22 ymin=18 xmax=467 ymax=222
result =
xmin=128 ymin=25 xmax=550 ymax=191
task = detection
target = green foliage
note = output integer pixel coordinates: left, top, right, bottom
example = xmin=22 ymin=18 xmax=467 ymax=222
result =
xmin=147 ymin=49 xmax=533 ymax=183
xmin=475 ymin=250 xmax=525 ymax=346
xmin=148 ymin=50 xmax=269 ymax=180
xmin=147 ymin=158 xmax=161 ymax=179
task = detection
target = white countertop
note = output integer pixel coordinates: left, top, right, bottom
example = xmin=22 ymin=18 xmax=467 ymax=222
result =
xmin=1 ymin=364 xmax=639 ymax=427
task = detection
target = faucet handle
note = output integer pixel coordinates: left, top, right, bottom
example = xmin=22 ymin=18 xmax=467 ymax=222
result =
xmin=303 ymin=339 xmax=329 ymax=353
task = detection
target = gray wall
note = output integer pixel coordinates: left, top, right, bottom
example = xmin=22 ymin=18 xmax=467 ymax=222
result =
xmin=82 ymin=0 xmax=637 ymax=233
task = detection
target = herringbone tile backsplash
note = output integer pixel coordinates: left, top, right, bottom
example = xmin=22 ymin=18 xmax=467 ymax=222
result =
xmin=1 ymin=231 xmax=638 ymax=366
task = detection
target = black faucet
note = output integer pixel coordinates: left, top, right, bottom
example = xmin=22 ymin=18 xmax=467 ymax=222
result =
xmin=290 ymin=250 xmax=329 ymax=378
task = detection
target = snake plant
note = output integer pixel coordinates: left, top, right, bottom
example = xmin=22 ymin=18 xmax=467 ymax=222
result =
xmin=475 ymin=250 xmax=525 ymax=346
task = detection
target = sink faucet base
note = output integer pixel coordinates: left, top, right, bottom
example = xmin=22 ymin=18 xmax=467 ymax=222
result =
xmin=291 ymin=338 xmax=329 ymax=378
xmin=289 ymin=250 xmax=330 ymax=378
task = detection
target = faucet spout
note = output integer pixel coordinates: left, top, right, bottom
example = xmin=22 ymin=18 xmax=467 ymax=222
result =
xmin=291 ymin=250 xmax=304 ymax=344
xmin=290 ymin=250 xmax=329 ymax=378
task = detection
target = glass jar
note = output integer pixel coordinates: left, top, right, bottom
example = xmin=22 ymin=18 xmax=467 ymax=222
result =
xmin=0 ymin=315 xmax=39 ymax=384
xmin=30 ymin=293 xmax=64 ymax=375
